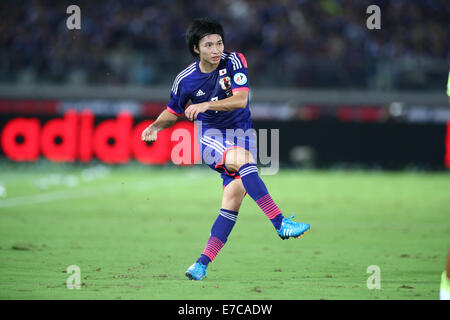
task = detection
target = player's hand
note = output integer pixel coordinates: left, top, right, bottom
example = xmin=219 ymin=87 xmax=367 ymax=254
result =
xmin=141 ymin=125 xmax=158 ymax=143
xmin=185 ymin=102 xmax=209 ymax=121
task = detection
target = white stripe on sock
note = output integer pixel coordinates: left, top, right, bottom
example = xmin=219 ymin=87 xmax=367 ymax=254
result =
xmin=239 ymin=164 xmax=257 ymax=173
xmin=239 ymin=166 xmax=258 ymax=177
xmin=240 ymin=169 xmax=258 ymax=178
xmin=219 ymin=211 xmax=237 ymax=221
xmin=239 ymin=166 xmax=257 ymax=175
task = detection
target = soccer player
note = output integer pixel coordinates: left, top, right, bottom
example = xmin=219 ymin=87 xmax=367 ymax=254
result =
xmin=141 ymin=18 xmax=310 ymax=281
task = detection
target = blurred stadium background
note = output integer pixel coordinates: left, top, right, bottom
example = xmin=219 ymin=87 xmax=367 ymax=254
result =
xmin=0 ymin=0 xmax=449 ymax=300
xmin=0 ymin=0 xmax=449 ymax=169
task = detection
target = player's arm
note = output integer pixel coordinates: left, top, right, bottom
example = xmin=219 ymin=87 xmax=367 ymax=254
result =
xmin=141 ymin=109 xmax=179 ymax=143
xmin=142 ymin=72 xmax=190 ymax=142
xmin=185 ymin=90 xmax=248 ymax=121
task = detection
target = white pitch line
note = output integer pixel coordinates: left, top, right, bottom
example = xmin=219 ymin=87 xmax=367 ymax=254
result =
xmin=0 ymin=177 xmax=197 ymax=209
xmin=0 ymin=186 xmax=120 ymax=208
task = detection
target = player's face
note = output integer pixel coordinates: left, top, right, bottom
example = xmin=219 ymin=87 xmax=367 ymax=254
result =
xmin=195 ymin=34 xmax=224 ymax=66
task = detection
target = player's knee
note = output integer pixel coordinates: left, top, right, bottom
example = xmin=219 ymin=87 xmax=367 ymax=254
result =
xmin=225 ymin=148 xmax=255 ymax=172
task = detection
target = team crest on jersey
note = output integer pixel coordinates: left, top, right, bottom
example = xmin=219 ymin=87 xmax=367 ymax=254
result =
xmin=233 ymin=73 xmax=247 ymax=86
xmin=219 ymin=76 xmax=231 ymax=90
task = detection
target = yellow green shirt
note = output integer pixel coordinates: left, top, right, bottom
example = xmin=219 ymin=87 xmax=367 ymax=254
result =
xmin=447 ymin=70 xmax=450 ymax=97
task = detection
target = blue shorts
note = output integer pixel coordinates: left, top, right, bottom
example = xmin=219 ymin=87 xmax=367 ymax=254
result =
xmin=199 ymin=126 xmax=257 ymax=188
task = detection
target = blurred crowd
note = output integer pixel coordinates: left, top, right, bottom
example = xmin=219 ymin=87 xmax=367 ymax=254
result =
xmin=0 ymin=0 xmax=448 ymax=90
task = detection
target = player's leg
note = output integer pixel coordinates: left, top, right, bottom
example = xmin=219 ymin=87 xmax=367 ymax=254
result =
xmin=185 ymin=178 xmax=246 ymax=280
xmin=221 ymin=178 xmax=247 ymax=212
xmin=225 ymin=147 xmax=282 ymax=228
xmin=224 ymin=147 xmax=310 ymax=239
xmin=197 ymin=179 xmax=245 ymax=265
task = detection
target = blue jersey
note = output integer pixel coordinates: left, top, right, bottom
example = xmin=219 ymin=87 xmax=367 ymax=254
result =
xmin=167 ymin=51 xmax=253 ymax=130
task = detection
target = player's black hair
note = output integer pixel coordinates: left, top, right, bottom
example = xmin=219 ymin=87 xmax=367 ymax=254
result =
xmin=186 ymin=18 xmax=225 ymax=58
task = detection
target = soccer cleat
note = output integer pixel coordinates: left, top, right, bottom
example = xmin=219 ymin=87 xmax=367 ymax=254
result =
xmin=277 ymin=215 xmax=310 ymax=240
xmin=185 ymin=262 xmax=207 ymax=281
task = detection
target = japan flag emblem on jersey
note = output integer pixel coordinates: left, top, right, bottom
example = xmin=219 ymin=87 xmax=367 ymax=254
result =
xmin=219 ymin=76 xmax=231 ymax=90
xmin=219 ymin=69 xmax=227 ymax=76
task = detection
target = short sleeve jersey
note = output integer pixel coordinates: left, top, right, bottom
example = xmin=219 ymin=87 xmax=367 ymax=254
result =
xmin=167 ymin=51 xmax=252 ymax=129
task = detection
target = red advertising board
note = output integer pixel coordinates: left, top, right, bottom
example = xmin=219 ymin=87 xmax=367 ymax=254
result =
xmin=0 ymin=110 xmax=200 ymax=165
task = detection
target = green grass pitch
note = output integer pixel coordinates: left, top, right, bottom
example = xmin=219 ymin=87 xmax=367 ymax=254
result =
xmin=0 ymin=162 xmax=449 ymax=300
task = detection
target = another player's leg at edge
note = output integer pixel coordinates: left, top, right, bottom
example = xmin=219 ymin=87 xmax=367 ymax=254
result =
xmin=185 ymin=147 xmax=311 ymax=281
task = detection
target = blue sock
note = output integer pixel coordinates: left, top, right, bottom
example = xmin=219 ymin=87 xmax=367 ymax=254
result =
xmin=238 ymin=163 xmax=283 ymax=230
xmin=197 ymin=208 xmax=238 ymax=266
